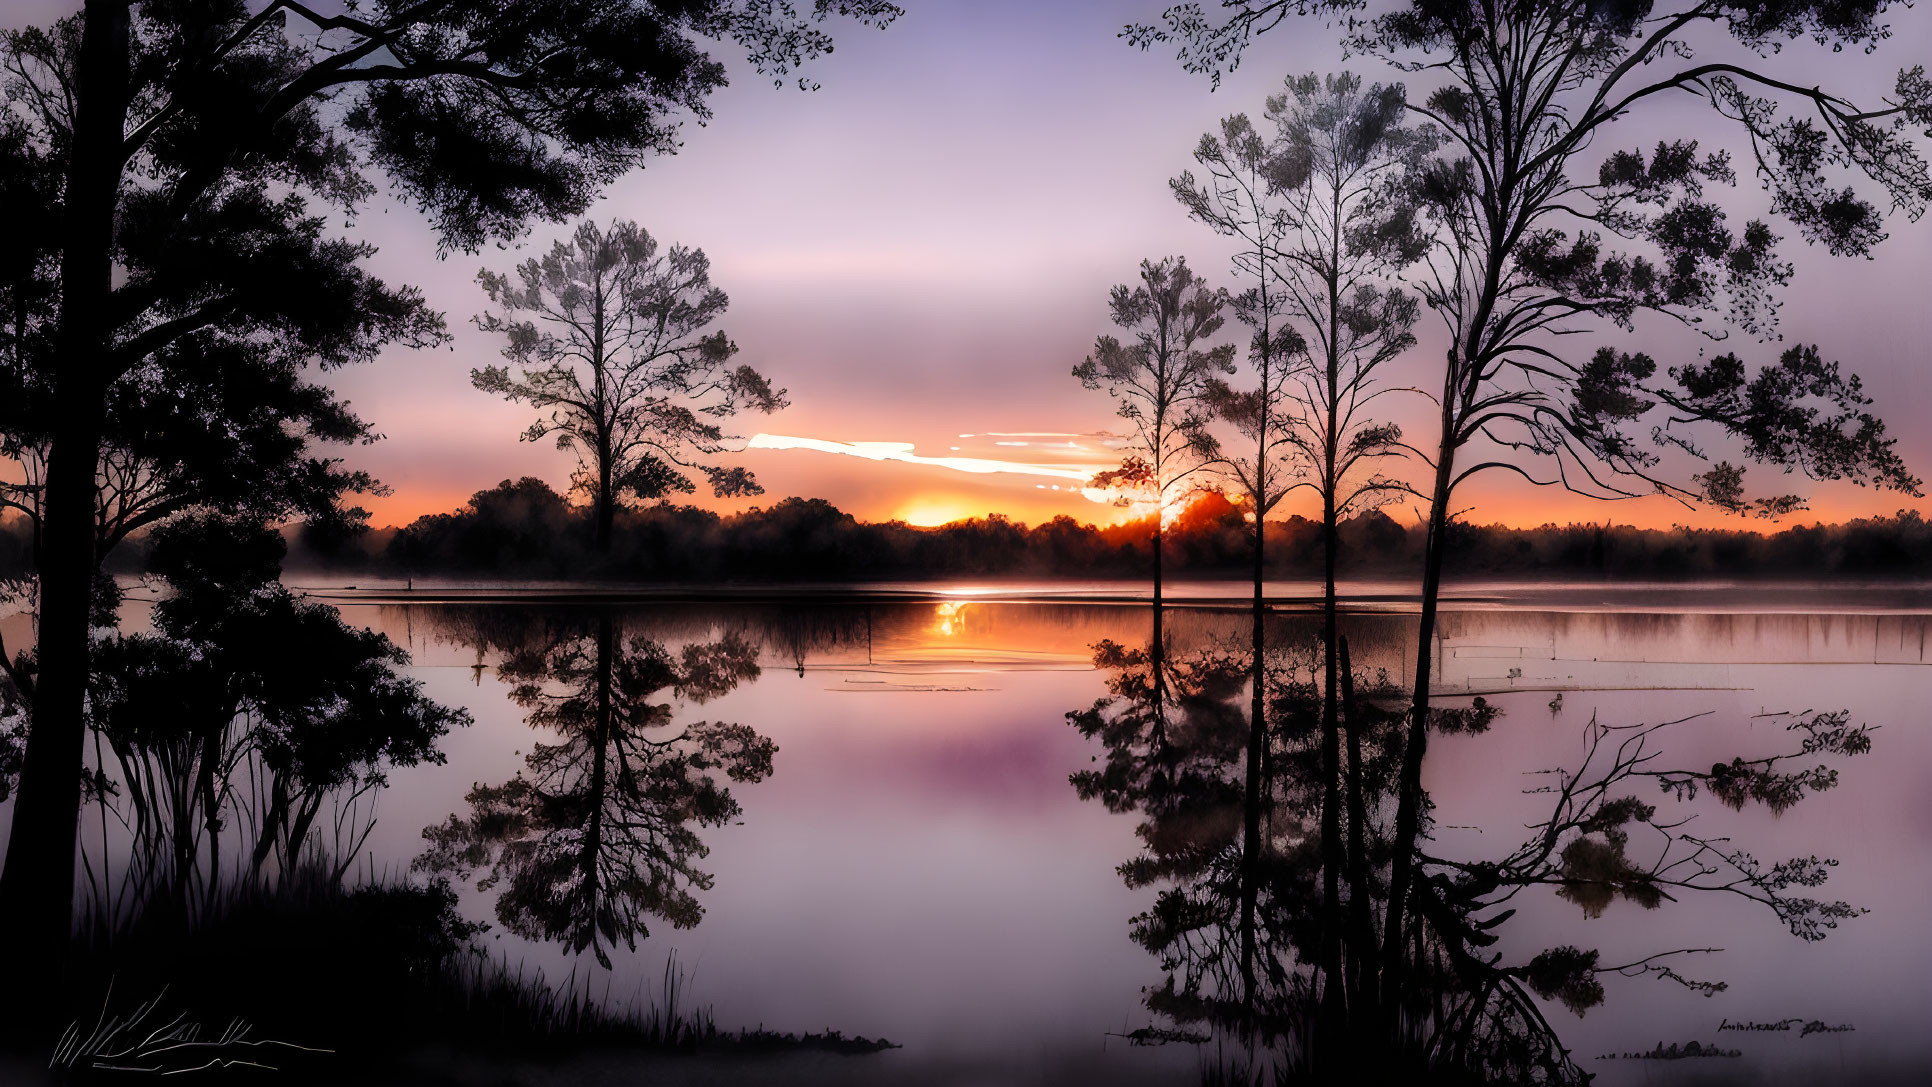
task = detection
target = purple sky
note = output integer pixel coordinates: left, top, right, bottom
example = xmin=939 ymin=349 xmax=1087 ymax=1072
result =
xmin=17 ymin=1 xmax=1932 ymax=528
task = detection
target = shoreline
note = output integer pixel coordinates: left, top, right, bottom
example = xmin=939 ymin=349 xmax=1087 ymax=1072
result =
xmin=264 ymin=575 xmax=1932 ymax=615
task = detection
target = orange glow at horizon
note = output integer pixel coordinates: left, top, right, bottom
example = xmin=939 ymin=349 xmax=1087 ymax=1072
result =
xmin=352 ymin=429 xmax=1931 ymax=537
xmin=895 ymin=498 xmax=985 ymax=528
xmin=357 ymin=477 xmax=1929 ymax=536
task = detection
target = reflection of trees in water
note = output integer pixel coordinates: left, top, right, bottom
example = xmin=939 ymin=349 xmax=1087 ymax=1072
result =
xmin=417 ymin=614 xmax=773 ymax=966
xmin=398 ymin=601 xmax=873 ymax=677
xmin=1069 ymin=640 xmax=1280 ymax=1033
xmin=394 ymin=597 xmax=1450 ymax=678
xmin=1071 ymin=636 xmax=1875 ymax=1083
xmin=762 ymin=607 xmax=872 ymax=675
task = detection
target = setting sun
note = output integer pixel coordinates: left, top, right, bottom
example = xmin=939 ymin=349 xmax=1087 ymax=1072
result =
xmin=895 ymin=499 xmax=978 ymax=528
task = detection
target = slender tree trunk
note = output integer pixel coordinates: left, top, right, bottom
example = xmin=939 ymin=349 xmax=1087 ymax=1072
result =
xmin=1151 ymin=392 xmax=1169 ymax=720
xmin=197 ymin=719 xmax=225 ymax=912
xmin=594 ymin=457 xmax=615 ymax=555
xmin=1152 ymin=519 xmax=1163 ymax=651
xmin=579 ymin=613 xmax=615 ymax=953
xmin=1379 ymin=378 xmax=1459 ymax=1024
xmin=1152 ymin=517 xmax=1165 ymax=646
xmin=1318 ymin=478 xmax=1345 ymax=1020
xmin=0 ymin=0 xmax=129 ymax=994
xmin=1317 ymin=256 xmax=1346 ymax=1030
xmin=1239 ymin=376 xmax=1268 ymax=1007
xmin=251 ymin=783 xmax=289 ymax=879
xmin=169 ymin=760 xmax=196 ymax=920
xmin=1338 ymin=636 xmax=1375 ymax=1020
xmin=1151 ymin=515 xmax=1167 ymax=739
xmin=591 ymin=278 xmax=614 ymax=557
xmin=285 ymin=796 xmax=323 ymax=873
xmin=1376 ymin=145 xmax=1509 ymax=1030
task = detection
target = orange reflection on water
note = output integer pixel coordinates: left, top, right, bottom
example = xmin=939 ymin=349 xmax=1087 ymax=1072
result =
xmin=932 ymin=601 xmax=970 ymax=637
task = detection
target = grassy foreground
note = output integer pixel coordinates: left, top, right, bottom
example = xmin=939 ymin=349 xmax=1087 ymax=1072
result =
xmin=13 ymin=871 xmax=892 ymax=1081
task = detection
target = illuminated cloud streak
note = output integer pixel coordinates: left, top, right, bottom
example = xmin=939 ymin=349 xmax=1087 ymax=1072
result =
xmin=748 ymin=433 xmax=1093 ymax=480
xmin=745 ymin=432 xmax=1135 ymax=508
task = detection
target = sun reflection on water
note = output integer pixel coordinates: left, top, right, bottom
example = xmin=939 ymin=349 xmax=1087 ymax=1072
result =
xmin=932 ymin=601 xmax=970 ymax=637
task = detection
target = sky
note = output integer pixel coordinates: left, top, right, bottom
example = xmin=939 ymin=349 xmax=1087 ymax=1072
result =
xmin=18 ymin=1 xmax=1932 ymax=531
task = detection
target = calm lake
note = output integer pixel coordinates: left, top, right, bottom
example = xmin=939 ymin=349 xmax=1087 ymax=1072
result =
xmin=103 ymin=580 xmax=1932 ymax=1083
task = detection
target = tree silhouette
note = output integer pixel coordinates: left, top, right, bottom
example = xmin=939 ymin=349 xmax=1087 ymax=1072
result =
xmin=474 ymin=219 xmax=788 ymax=553
xmin=1257 ymin=71 xmax=1435 ymax=1018
xmin=418 ymin=617 xmax=772 ymax=967
xmin=54 ymin=514 xmax=463 ymax=926
xmin=1173 ymin=113 xmax=1309 ymax=998
xmin=1131 ymin=2 xmax=1927 ymax=1030
xmin=0 ymin=0 xmax=895 ymax=970
xmin=0 ymin=315 xmax=391 ymax=559
xmin=1074 ymin=256 xmax=1234 ymax=660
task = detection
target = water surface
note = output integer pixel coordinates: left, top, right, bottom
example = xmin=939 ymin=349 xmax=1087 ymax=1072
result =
xmin=290 ymin=583 xmax=1932 ymax=1084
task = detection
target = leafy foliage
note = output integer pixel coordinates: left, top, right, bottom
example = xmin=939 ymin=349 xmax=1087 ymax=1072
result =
xmin=1264 ymin=72 xmax=1433 ymax=525
xmin=1135 ymin=1 xmax=1927 ymax=515
xmin=1173 ymin=113 xmax=1307 ymax=523
xmin=1075 ymin=256 xmax=1235 ymax=519
xmin=81 ymin=514 xmax=466 ymax=919
xmin=473 ymin=219 xmax=787 ymax=550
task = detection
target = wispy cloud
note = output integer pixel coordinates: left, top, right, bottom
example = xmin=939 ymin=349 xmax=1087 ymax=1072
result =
xmin=744 ymin=432 xmax=1136 ymax=509
xmin=958 ymin=431 xmax=1127 ymax=445
xmin=748 ymin=433 xmax=1094 ymax=480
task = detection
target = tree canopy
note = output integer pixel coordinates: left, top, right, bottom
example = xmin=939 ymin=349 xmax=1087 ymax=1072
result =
xmin=473 ymin=219 xmax=787 ymax=551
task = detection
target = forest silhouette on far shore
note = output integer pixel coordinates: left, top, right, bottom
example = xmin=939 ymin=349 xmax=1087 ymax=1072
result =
xmin=133 ymin=477 xmax=1932 ymax=582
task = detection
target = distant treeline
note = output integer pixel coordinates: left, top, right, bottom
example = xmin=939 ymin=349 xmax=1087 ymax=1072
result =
xmin=239 ymin=477 xmax=1932 ymax=580
xmin=6 ymin=476 xmax=1920 ymax=581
